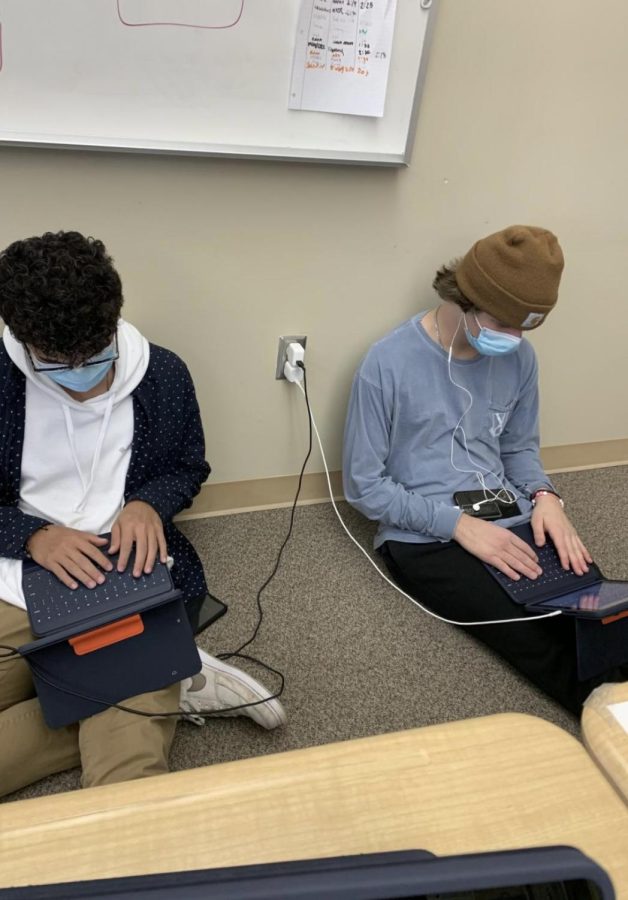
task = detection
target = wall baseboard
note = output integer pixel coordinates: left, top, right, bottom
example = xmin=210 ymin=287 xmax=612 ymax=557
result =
xmin=176 ymin=438 xmax=628 ymax=520
xmin=540 ymin=438 xmax=628 ymax=473
xmin=177 ymin=471 xmax=345 ymax=520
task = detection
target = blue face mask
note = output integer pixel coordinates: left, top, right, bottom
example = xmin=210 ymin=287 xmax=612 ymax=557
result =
xmin=46 ymin=359 xmax=114 ymax=392
xmin=464 ymin=313 xmax=522 ymax=357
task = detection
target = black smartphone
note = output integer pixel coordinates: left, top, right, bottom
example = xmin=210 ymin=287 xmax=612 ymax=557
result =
xmin=453 ymin=490 xmax=521 ymax=520
xmin=193 ymin=592 xmax=228 ymax=635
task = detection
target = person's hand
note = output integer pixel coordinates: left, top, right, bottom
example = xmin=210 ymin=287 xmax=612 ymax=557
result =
xmin=453 ymin=513 xmax=542 ymax=581
xmin=109 ymin=500 xmax=167 ymax=577
xmin=530 ymin=494 xmax=592 ymax=576
xmin=26 ymin=526 xmax=112 ymax=590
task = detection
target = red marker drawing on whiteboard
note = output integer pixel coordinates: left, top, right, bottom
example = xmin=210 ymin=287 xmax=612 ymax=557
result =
xmin=116 ymin=0 xmax=245 ymax=30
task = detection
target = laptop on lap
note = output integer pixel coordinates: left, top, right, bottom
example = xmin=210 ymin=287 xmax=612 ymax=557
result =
xmin=18 ymin=548 xmax=201 ymax=728
xmin=484 ymin=522 xmax=628 ymax=621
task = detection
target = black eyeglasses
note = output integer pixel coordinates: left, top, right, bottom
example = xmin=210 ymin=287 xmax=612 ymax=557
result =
xmin=26 ymin=334 xmax=119 ymax=374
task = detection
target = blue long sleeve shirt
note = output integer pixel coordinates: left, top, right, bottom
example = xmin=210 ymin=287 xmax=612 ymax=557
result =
xmin=343 ymin=312 xmax=554 ymax=549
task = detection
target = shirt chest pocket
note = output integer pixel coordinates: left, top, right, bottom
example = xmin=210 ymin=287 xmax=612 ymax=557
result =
xmin=488 ymin=399 xmax=515 ymax=438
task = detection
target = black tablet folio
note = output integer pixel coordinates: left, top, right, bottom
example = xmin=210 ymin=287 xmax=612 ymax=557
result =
xmin=0 ymin=847 xmax=614 ymax=899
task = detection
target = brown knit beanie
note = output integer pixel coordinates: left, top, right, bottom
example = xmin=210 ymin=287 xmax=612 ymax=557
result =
xmin=454 ymin=225 xmax=564 ymax=329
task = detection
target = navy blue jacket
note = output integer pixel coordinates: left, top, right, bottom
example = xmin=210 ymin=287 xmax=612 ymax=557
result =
xmin=0 ymin=341 xmax=210 ymax=627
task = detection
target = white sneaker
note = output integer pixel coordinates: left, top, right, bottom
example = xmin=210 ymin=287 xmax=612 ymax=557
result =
xmin=179 ymin=649 xmax=286 ymax=730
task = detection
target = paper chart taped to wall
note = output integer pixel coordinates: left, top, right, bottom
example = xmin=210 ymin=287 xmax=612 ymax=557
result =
xmin=289 ymin=0 xmax=397 ymax=117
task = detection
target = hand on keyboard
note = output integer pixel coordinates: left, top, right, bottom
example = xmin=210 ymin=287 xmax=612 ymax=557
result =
xmin=109 ymin=500 xmax=168 ymax=577
xmin=454 ymin=514 xmax=542 ymax=581
xmin=530 ymin=497 xmax=592 ymax=576
xmin=25 ymin=525 xmax=114 ymax=591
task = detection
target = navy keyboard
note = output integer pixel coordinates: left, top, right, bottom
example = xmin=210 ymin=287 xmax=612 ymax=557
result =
xmin=24 ymin=561 xmax=173 ymax=637
xmin=486 ymin=523 xmax=601 ymax=605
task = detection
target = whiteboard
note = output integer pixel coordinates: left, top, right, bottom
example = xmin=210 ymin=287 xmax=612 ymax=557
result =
xmin=0 ymin=0 xmax=437 ymax=165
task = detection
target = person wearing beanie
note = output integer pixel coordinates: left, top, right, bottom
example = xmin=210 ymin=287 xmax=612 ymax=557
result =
xmin=343 ymin=225 xmax=627 ymax=715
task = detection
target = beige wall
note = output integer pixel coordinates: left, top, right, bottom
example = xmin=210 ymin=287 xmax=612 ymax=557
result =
xmin=1 ymin=0 xmax=627 ymax=497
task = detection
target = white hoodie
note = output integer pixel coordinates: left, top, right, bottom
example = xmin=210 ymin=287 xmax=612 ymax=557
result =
xmin=0 ymin=320 xmax=149 ymax=609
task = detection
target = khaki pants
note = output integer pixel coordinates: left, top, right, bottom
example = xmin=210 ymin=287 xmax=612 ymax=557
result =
xmin=0 ymin=599 xmax=180 ymax=798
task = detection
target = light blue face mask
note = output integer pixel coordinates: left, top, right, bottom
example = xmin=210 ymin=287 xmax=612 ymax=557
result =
xmin=46 ymin=359 xmax=114 ymax=392
xmin=464 ymin=313 xmax=522 ymax=357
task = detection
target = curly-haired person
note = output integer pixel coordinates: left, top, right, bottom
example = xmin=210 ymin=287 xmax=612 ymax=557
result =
xmin=0 ymin=231 xmax=284 ymax=798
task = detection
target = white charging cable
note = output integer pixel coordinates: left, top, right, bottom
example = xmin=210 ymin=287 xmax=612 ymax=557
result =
xmin=293 ymin=380 xmax=561 ymax=627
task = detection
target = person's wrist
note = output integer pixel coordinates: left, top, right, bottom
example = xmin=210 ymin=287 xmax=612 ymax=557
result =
xmin=454 ymin=512 xmax=474 ymax=537
xmin=530 ymin=489 xmax=564 ymax=509
xmin=25 ymin=523 xmax=50 ymax=556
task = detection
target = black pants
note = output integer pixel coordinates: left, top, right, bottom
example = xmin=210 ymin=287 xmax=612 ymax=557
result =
xmin=381 ymin=540 xmax=628 ymax=715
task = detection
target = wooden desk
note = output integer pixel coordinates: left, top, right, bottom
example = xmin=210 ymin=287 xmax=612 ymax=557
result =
xmin=1 ymin=713 xmax=628 ymax=894
xmin=583 ymin=681 xmax=628 ymax=805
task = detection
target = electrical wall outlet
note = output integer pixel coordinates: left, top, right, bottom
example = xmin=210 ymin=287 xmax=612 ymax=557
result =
xmin=275 ymin=335 xmax=307 ymax=379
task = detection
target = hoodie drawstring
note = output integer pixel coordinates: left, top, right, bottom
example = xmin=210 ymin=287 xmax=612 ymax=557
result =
xmin=63 ymin=394 xmax=116 ymax=513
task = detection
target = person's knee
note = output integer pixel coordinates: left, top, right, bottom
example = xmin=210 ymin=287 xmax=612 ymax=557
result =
xmin=0 ymin=601 xmax=37 ymax=712
xmin=79 ymin=683 xmax=180 ymax=788
xmin=0 ymin=657 xmax=36 ymax=712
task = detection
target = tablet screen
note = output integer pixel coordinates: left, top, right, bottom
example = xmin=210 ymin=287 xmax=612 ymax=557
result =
xmin=540 ymin=580 xmax=628 ymax=614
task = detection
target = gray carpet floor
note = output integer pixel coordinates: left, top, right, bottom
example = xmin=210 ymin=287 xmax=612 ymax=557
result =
xmin=4 ymin=465 xmax=628 ymax=804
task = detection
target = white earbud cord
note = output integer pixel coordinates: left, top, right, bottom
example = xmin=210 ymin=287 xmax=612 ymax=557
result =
xmin=295 ymin=381 xmax=560 ymax=627
xmin=446 ymin=312 xmax=517 ymax=510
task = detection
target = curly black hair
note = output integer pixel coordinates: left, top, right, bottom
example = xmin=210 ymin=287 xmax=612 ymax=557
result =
xmin=0 ymin=231 xmax=123 ymax=367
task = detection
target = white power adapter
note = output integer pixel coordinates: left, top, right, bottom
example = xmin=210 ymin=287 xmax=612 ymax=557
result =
xmin=283 ymin=341 xmax=304 ymax=382
xmin=286 ymin=341 xmax=304 ymax=366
